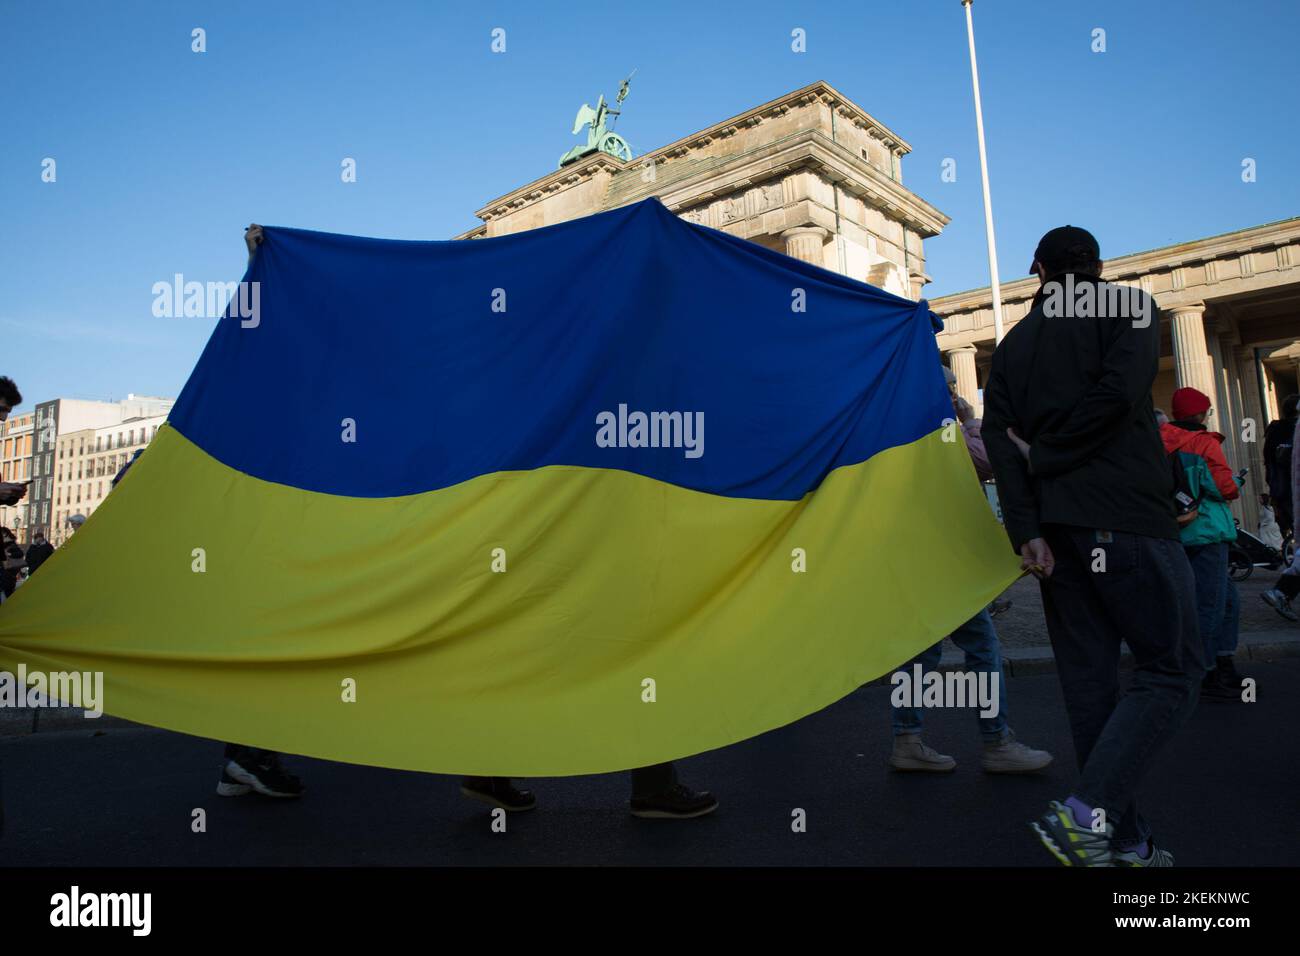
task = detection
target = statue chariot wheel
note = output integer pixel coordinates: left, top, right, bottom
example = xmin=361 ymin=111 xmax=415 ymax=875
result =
xmin=597 ymin=132 xmax=633 ymax=162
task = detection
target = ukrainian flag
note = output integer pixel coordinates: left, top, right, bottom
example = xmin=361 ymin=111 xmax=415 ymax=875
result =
xmin=0 ymin=199 xmax=1018 ymax=775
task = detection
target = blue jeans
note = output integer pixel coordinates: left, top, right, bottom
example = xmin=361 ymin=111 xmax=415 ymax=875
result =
xmin=1185 ymin=542 xmax=1237 ymax=668
xmin=890 ymin=609 xmax=1009 ymax=741
xmin=1219 ymin=576 xmax=1240 ymax=658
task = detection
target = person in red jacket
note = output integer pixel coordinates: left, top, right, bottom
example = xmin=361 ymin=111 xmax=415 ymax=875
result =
xmin=1161 ymin=389 xmax=1240 ymax=503
xmin=1160 ymin=387 xmax=1244 ymax=700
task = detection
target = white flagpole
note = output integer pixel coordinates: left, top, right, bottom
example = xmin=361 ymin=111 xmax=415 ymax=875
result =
xmin=961 ymin=0 xmax=1005 ymax=344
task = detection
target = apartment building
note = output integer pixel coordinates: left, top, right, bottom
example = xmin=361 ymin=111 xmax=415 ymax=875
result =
xmin=0 ymin=412 xmax=35 ymax=539
xmin=28 ymin=395 xmax=174 ymax=545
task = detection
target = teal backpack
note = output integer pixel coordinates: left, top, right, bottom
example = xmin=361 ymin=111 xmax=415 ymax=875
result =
xmin=1172 ymin=451 xmax=1237 ymax=546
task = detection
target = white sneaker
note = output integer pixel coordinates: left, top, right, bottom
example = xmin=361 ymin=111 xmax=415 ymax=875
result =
xmin=890 ymin=733 xmax=956 ymax=772
xmin=216 ymin=766 xmax=251 ymax=797
xmin=982 ymin=729 xmax=1053 ymax=773
xmin=1261 ymin=589 xmax=1299 ymax=622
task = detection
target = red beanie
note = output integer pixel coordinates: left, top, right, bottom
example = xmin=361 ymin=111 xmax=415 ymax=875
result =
xmin=1171 ymin=387 xmax=1211 ymax=421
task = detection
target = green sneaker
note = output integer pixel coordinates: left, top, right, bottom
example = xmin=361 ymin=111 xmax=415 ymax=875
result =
xmin=1030 ymin=800 xmax=1113 ymax=867
xmin=1114 ymin=842 xmax=1175 ymax=867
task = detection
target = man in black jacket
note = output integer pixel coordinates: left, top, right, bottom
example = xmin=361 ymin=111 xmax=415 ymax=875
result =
xmin=1262 ymin=395 xmax=1298 ymax=536
xmin=24 ymin=530 xmax=54 ymax=575
xmin=982 ymin=226 xmax=1202 ymax=867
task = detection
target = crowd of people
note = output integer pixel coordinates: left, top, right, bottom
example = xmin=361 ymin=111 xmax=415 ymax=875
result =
xmin=220 ymin=224 xmax=1273 ymax=867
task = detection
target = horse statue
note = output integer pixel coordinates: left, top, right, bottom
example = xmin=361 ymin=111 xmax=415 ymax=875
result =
xmin=559 ymin=73 xmax=635 ymax=167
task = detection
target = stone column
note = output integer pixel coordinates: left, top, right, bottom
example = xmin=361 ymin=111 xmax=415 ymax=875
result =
xmin=1206 ymin=325 xmax=1244 ymax=524
xmin=946 ymin=346 xmax=979 ymax=407
xmin=781 ymin=226 xmax=829 ymax=267
xmin=1236 ymin=347 xmax=1268 ymax=532
xmin=1170 ymin=302 xmax=1219 ymax=409
xmin=909 ymin=270 xmax=931 ymax=301
xmin=1205 ymin=322 xmax=1233 ymax=434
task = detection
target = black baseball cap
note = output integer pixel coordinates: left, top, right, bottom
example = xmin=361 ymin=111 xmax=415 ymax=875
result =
xmin=1030 ymin=225 xmax=1100 ymax=275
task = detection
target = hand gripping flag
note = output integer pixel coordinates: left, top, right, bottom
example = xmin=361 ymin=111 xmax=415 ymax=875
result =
xmin=0 ymin=199 xmax=1019 ymax=775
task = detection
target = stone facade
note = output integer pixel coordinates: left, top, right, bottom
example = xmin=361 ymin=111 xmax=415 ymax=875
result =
xmin=455 ymin=81 xmax=949 ymax=301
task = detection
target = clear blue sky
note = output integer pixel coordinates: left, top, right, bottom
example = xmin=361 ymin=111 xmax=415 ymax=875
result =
xmin=2 ymin=0 xmax=1297 ymax=412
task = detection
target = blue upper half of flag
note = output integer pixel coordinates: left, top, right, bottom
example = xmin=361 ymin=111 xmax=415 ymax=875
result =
xmin=168 ymin=198 xmax=951 ymax=500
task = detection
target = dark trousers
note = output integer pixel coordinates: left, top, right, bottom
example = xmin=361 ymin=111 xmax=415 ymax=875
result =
xmin=629 ymin=762 xmax=677 ymax=798
xmin=1039 ymin=525 xmax=1202 ymax=846
xmin=223 ymin=743 xmax=276 ymax=765
xmin=1270 ymin=482 xmax=1293 ymax=537
xmin=470 ymin=762 xmax=677 ymax=797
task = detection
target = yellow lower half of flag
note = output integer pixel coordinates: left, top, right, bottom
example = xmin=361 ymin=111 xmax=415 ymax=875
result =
xmin=0 ymin=426 xmax=1020 ymax=775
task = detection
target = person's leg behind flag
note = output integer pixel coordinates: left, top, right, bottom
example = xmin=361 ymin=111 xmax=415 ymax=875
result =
xmin=887 ymin=639 xmax=954 ymax=772
xmin=946 ymin=609 xmax=1053 ymax=773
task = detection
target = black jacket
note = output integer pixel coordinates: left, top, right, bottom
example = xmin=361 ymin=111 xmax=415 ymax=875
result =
xmin=1262 ymin=415 xmax=1295 ymax=497
xmin=25 ymin=540 xmax=54 ymax=574
xmin=983 ymin=274 xmax=1178 ymax=552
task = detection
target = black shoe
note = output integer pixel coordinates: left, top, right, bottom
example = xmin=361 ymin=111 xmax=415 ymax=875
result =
xmin=225 ymin=755 xmax=305 ymax=798
xmin=460 ymin=776 xmax=537 ymax=812
xmin=1212 ymin=657 xmax=1247 ymax=700
xmin=630 ymin=783 xmax=718 ymax=819
xmin=1200 ymin=669 xmax=1240 ymax=702
xmin=989 ymin=598 xmax=1013 ymax=617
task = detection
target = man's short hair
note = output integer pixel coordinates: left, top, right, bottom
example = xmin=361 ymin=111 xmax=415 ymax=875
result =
xmin=0 ymin=377 xmax=21 ymax=407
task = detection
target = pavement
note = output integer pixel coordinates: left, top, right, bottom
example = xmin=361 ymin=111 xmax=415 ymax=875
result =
xmin=2 ymin=658 xmax=1296 ymax=867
